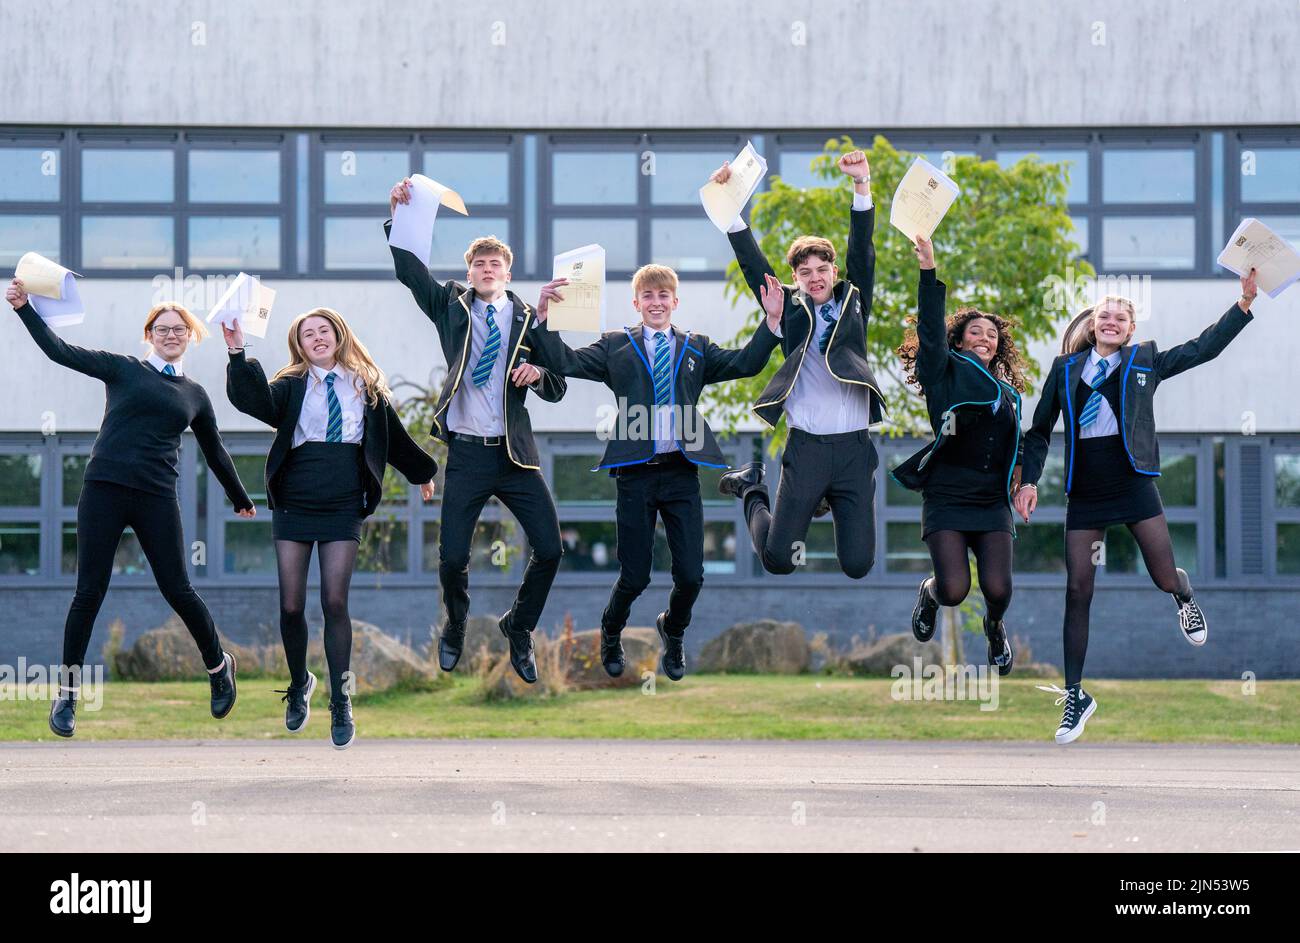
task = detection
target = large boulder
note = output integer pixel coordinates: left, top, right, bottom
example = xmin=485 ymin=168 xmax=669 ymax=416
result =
xmin=697 ymin=620 xmax=810 ymax=674
xmin=306 ymin=621 xmax=446 ymax=695
xmin=110 ymin=616 xmax=266 ymax=681
xmin=841 ymin=632 xmax=945 ymax=676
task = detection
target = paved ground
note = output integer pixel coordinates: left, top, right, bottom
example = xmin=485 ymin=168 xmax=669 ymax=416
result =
xmin=2 ymin=739 xmax=1297 ymax=851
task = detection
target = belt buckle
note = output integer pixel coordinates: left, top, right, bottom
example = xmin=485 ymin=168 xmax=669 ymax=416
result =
xmin=484 ymin=435 xmax=502 ymax=447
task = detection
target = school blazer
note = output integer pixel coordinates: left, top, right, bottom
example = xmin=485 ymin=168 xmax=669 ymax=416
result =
xmin=1021 ymin=301 xmax=1253 ymax=492
xmin=384 ymin=219 xmax=567 ymax=470
xmin=529 ymin=321 xmax=781 ymax=470
xmin=891 ymin=269 xmax=1023 ymax=504
xmin=226 ymin=351 xmax=438 ymax=517
xmin=727 ymin=206 xmax=887 ymax=429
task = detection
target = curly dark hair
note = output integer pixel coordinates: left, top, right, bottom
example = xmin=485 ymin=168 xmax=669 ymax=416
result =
xmin=897 ymin=307 xmax=1028 ymax=393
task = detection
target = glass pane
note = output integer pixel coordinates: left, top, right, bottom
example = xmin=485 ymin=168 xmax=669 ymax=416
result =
xmin=0 ymin=523 xmax=41 ymax=575
xmin=653 ymin=521 xmax=735 ymax=574
xmin=1277 ymin=523 xmax=1300 ymax=575
xmin=81 ymin=216 xmax=173 ymax=269
xmin=785 ymin=520 xmax=841 ymax=573
xmin=1257 ymin=215 xmax=1300 ymax=248
xmin=1158 ymin=452 xmax=1197 ymax=506
xmin=777 ymin=151 xmax=822 ymax=189
xmin=1012 ymin=523 xmax=1067 ymax=573
xmin=0 ymin=215 xmax=59 ymax=268
xmin=1240 ymin=147 xmax=1300 ymax=203
xmin=63 ymin=454 xmax=89 ymax=506
xmin=650 ymin=151 xmax=734 ymax=204
xmin=324 ymin=216 xmax=391 ymax=270
xmin=1103 ymin=523 xmax=1197 ymax=576
xmin=1070 ymin=216 xmax=1090 ymax=257
xmin=223 ymin=521 xmax=276 ymax=574
xmin=650 ymin=218 xmax=730 ymax=272
xmin=430 ymin=217 xmax=510 ymax=271
xmin=82 ymin=148 xmax=174 ymax=202
xmin=1276 ymin=454 xmax=1300 ymax=508
xmin=552 ymin=152 xmax=637 ymax=205
xmin=188 ymin=149 xmax=280 ymax=203
xmin=697 ymin=464 xmax=729 ymax=505
xmin=884 ymin=452 xmax=925 ymax=507
xmin=62 ymin=523 xmax=147 ymax=576
xmin=1102 ymin=149 xmax=1195 ymax=203
xmin=323 ymin=149 xmax=409 ymax=204
xmin=918 ymin=151 xmax=976 ymax=171
xmin=1034 ymin=454 xmax=1067 ymax=506
xmin=0 ymin=147 xmax=61 ymax=201
xmin=222 ymin=455 xmax=267 ymax=506
xmin=422 ymin=519 xmax=514 ymax=572
xmin=558 ymin=520 xmax=618 ymax=571
xmin=553 ymin=218 xmax=638 ymax=270
xmin=423 ymin=150 xmax=510 ymax=204
xmin=1102 ymin=216 xmax=1195 ymax=270
xmin=0 ymin=454 xmax=41 ymax=506
xmin=358 ymin=519 xmax=408 ymax=573
xmin=553 ymin=454 xmax=615 ymax=503
xmin=188 ymin=216 xmax=280 ymax=269
xmin=886 ymin=521 xmax=930 ymax=574
xmin=997 ymin=149 xmax=1089 ymax=203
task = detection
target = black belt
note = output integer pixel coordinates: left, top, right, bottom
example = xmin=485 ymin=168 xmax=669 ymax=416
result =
xmin=452 ymin=432 xmax=504 ymax=447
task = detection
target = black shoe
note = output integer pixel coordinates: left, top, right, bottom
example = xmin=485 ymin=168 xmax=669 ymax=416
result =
xmin=48 ymin=690 xmax=77 ymax=739
xmin=984 ymin=616 xmax=1014 ymax=676
xmin=275 ymin=671 xmax=317 ymax=733
xmin=329 ymin=697 xmax=355 ymax=750
xmin=1173 ymin=568 xmax=1207 ymax=647
xmin=1038 ymin=683 xmax=1097 ymax=745
xmin=813 ymin=497 xmax=831 ymax=518
xmin=655 ymin=612 xmax=686 ymax=682
xmin=209 ymin=651 xmax=237 ymax=719
xmin=498 ymin=613 xmax=538 ymax=684
xmin=911 ymin=578 xmax=939 ymax=642
xmin=718 ymin=461 xmax=765 ymax=500
xmin=600 ymin=625 xmax=625 ymax=678
xmin=438 ymin=621 xmax=467 ymax=671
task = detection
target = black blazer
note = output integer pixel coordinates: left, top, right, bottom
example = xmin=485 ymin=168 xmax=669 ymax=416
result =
xmin=529 ymin=320 xmax=780 ymax=470
xmin=384 ymin=219 xmax=566 ymax=470
xmin=727 ymin=206 xmax=886 ymax=428
xmin=226 ymin=351 xmax=437 ymax=517
xmin=891 ymin=268 xmax=1023 ymax=496
xmin=1021 ymin=302 xmax=1253 ymax=492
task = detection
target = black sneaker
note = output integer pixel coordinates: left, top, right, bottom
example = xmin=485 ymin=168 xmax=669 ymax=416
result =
xmin=275 ymin=671 xmax=317 ymax=733
xmin=1173 ymin=568 xmax=1207 ymax=647
xmin=813 ymin=497 xmax=831 ymax=518
xmin=438 ymin=621 xmax=467 ymax=671
xmin=984 ymin=616 xmax=1014 ymax=676
xmin=209 ymin=651 xmax=237 ymax=719
xmin=498 ymin=613 xmax=538 ymax=684
xmin=655 ymin=612 xmax=686 ymax=682
xmin=329 ymin=697 xmax=355 ymax=750
xmin=717 ymin=461 xmax=765 ymax=500
xmin=600 ymin=625 xmax=625 ymax=678
xmin=911 ymin=578 xmax=939 ymax=642
xmin=1038 ymin=683 xmax=1097 ymax=745
xmin=48 ymin=689 xmax=77 ymax=739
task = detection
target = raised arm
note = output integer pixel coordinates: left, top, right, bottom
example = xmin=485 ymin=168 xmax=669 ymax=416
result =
xmin=1153 ymin=270 xmax=1256 ymax=380
xmin=383 ymin=398 xmax=438 ymax=484
xmin=839 ymin=149 xmax=876 ymax=307
xmin=226 ymin=349 xmax=291 ymax=428
xmin=913 ymin=237 xmax=949 ymax=390
xmin=190 ymin=393 xmax=254 ymax=513
xmin=8 ymin=281 xmax=124 ymax=382
xmin=385 ymin=177 xmax=455 ymax=331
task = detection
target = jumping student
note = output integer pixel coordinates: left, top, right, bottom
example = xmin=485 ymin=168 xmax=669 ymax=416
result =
xmin=224 ymin=309 xmax=437 ymax=749
xmin=713 ymin=150 xmax=886 ymax=579
xmin=891 ymin=236 xmax=1027 ymax=676
xmin=1017 ymin=269 xmax=1259 ymax=744
xmin=530 ymin=264 xmax=781 ymax=680
xmin=6 ymin=278 xmax=254 ymax=738
xmin=386 ymin=177 xmax=567 ymax=684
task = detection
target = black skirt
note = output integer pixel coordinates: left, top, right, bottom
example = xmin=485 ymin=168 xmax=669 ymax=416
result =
xmin=1066 ymin=434 xmax=1164 ymax=530
xmin=921 ymin=466 xmax=1014 ymax=537
xmin=272 ymin=441 xmax=366 ymax=543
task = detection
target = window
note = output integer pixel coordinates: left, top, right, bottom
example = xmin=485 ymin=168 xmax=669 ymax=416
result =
xmin=1099 ymin=141 xmax=1199 ymax=272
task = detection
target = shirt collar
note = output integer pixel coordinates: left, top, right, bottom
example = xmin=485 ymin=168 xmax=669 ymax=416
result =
xmin=642 ymin=323 xmax=674 ymax=343
xmin=1087 ymin=347 xmax=1121 ymax=371
xmin=308 ymin=361 xmax=347 ymax=385
xmin=472 ymin=294 xmax=511 ymax=317
xmin=147 ymin=353 xmax=183 ymax=376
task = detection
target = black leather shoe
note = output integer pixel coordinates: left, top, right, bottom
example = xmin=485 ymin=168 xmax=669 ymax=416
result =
xmin=984 ymin=616 xmax=1014 ymax=676
xmin=499 ymin=613 xmax=538 ymax=684
xmin=813 ymin=497 xmax=831 ymax=518
xmin=329 ymin=697 xmax=355 ymax=750
xmin=911 ymin=578 xmax=939 ymax=642
xmin=275 ymin=671 xmax=317 ymax=733
xmin=600 ymin=625 xmax=625 ymax=678
xmin=718 ymin=461 xmax=765 ymax=500
xmin=48 ymin=690 xmax=77 ymax=738
xmin=209 ymin=651 xmax=237 ymax=719
xmin=655 ymin=612 xmax=686 ymax=682
xmin=439 ymin=621 xmax=467 ymax=672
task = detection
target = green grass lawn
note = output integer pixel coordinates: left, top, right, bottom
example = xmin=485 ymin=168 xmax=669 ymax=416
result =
xmin=2 ymin=675 xmax=1297 ymax=743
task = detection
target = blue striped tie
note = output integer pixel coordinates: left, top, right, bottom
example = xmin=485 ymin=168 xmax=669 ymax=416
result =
xmin=652 ymin=331 xmax=671 ymax=406
xmin=162 ymin=363 xmax=176 ymax=376
xmin=325 ymin=372 xmax=343 ymax=442
xmin=1079 ymin=358 xmax=1109 ymax=429
xmin=472 ymin=304 xmax=500 ymax=387
xmin=816 ymin=303 xmax=835 ymax=354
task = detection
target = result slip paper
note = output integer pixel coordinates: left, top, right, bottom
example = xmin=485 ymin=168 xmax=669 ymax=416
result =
xmin=890 ymin=157 xmax=961 ymax=242
xmin=1217 ymin=218 xmax=1300 ymax=299
xmin=547 ymin=244 xmax=605 ymax=333
xmin=15 ymin=252 xmax=85 ymax=326
xmin=387 ymin=174 xmax=470 ymax=267
xmin=206 ymin=272 xmax=276 ymax=339
xmin=700 ymin=141 xmax=768 ymax=232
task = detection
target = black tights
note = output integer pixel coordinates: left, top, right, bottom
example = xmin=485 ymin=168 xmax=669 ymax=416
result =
xmin=275 ymin=539 xmax=359 ymax=701
xmin=923 ymin=530 xmax=1014 ymax=621
xmin=1063 ymin=513 xmax=1186 ymax=687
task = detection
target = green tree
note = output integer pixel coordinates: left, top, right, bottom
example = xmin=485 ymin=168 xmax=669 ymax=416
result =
xmin=704 ymin=134 xmax=1094 ymax=449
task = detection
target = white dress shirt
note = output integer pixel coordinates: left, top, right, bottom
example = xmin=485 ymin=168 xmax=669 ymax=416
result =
xmin=449 ymin=295 xmax=511 ymax=437
xmin=641 ymin=324 xmax=677 ymax=454
xmin=1078 ymin=347 xmax=1123 ymax=439
xmin=147 ymin=352 xmax=183 ymax=376
xmin=293 ymin=362 xmax=365 ymax=447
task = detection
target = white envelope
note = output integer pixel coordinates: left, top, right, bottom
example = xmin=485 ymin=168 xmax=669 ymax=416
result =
xmin=15 ymin=251 xmax=85 ymax=327
xmin=387 ymin=173 xmax=470 ymax=268
xmin=206 ymin=272 xmax=276 ymax=339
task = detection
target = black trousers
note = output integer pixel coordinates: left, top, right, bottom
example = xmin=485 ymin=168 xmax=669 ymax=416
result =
xmin=744 ymin=428 xmax=878 ymax=578
xmin=438 ymin=437 xmax=563 ymax=632
xmin=602 ymin=454 xmax=704 ymax=637
xmin=63 ymin=479 xmax=224 ymax=671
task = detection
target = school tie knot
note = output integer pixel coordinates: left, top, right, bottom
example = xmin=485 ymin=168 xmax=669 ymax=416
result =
xmin=472 ymin=304 xmax=502 ymax=388
xmin=162 ymin=363 xmax=176 ymax=376
xmin=817 ymin=302 xmax=836 ymax=354
xmin=324 ymin=371 xmax=343 ymax=442
xmin=1091 ymin=358 xmax=1109 ymax=387
xmin=1080 ymin=357 xmax=1110 ymax=429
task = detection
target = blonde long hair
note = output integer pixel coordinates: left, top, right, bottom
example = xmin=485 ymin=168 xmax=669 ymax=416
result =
xmin=1061 ymin=295 xmax=1138 ymax=355
xmin=271 ymin=308 xmax=391 ymax=407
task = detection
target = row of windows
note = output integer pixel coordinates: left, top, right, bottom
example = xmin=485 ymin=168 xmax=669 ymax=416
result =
xmin=2 ymin=128 xmax=1297 ymax=279
xmin=2 ymin=433 xmax=1297 ymax=582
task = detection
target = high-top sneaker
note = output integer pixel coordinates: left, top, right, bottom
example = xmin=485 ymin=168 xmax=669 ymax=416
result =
xmin=984 ymin=616 xmax=1014 ymax=676
xmin=1173 ymin=567 xmax=1207 ymax=646
xmin=329 ymin=697 xmax=355 ymax=750
xmin=1038 ymin=683 xmax=1097 ymax=744
xmin=655 ymin=612 xmax=686 ymax=682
